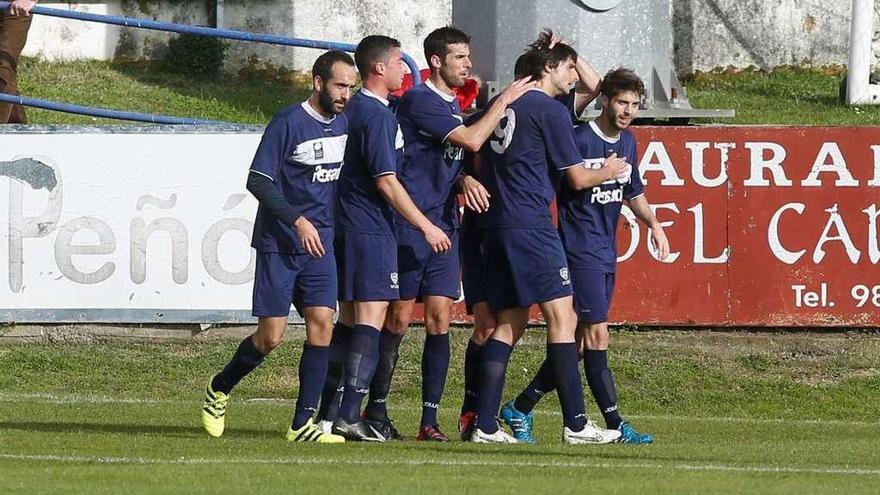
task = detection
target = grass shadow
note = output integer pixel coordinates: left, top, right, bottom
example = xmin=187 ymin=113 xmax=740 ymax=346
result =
xmin=0 ymin=421 xmax=276 ymax=439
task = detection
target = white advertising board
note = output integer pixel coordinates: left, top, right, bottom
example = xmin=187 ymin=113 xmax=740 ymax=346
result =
xmin=1 ymin=129 xmax=273 ymax=322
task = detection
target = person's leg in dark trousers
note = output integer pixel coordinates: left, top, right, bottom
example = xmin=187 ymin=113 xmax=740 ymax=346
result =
xmin=0 ymin=11 xmax=33 ymax=123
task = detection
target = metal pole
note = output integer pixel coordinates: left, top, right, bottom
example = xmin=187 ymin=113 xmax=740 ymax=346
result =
xmin=0 ymin=92 xmax=225 ymax=125
xmin=0 ymin=1 xmax=422 ymax=123
xmin=847 ymin=0 xmax=877 ymax=105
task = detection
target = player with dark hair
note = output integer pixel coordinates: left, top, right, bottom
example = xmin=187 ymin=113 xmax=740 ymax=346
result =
xmin=500 ymin=67 xmax=670 ymax=444
xmin=200 ymin=50 xmax=357 ymax=443
xmin=458 ymin=38 xmax=602 ymax=441
xmin=328 ymin=35 xmax=452 ymax=442
xmin=363 ymin=26 xmax=532 ymax=442
xmin=471 ymin=30 xmax=626 ymax=444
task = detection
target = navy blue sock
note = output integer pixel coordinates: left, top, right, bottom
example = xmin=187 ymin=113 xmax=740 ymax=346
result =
xmin=461 ymin=339 xmax=484 ymax=414
xmin=475 ymin=339 xmax=513 ymax=433
xmin=549 ymin=343 xmax=587 ymax=431
xmin=317 ymin=322 xmax=350 ymax=421
xmin=211 ymin=336 xmax=265 ymax=394
xmin=584 ymin=349 xmax=622 ymax=429
xmin=513 ymin=353 xmax=584 ymax=414
xmin=338 ymin=324 xmax=381 ymax=423
xmin=364 ymin=328 xmax=404 ymax=421
xmin=513 ymin=358 xmax=554 ymax=414
xmin=421 ymin=333 xmax=450 ymax=427
xmin=292 ymin=343 xmax=329 ymax=429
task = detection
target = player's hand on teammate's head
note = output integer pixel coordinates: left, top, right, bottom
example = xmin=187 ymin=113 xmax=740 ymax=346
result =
xmin=423 ymin=224 xmax=452 ymax=254
xmin=651 ymin=224 xmax=671 ymax=261
xmin=459 ymin=174 xmax=491 ymax=213
xmin=9 ymin=0 xmax=37 ymax=16
xmin=547 ymin=31 xmax=574 ymax=50
xmin=294 ymin=216 xmax=326 ymax=258
xmin=500 ymin=76 xmax=536 ymax=105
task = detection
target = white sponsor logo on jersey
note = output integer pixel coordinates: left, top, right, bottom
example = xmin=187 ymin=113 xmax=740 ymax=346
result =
xmin=444 ymin=141 xmax=463 ymax=161
xmin=289 ymin=135 xmax=347 ymax=166
xmin=312 ymin=164 xmax=342 ymax=183
xmin=395 ymin=125 xmax=405 ymax=150
xmin=590 ymin=185 xmax=624 ymax=205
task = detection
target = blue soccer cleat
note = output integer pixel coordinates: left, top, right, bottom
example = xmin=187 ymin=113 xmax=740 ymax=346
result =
xmin=616 ymin=421 xmax=654 ymax=444
xmin=500 ymin=400 xmax=536 ymax=444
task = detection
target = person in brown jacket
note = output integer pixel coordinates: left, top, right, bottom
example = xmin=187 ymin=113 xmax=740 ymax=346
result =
xmin=0 ymin=0 xmax=37 ymax=123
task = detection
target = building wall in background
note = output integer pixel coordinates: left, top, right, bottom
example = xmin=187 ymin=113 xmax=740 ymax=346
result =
xmin=18 ymin=1 xmax=880 ymax=74
xmin=672 ymin=0 xmax=880 ymax=75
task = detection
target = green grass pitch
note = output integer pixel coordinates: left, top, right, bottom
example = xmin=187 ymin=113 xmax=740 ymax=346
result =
xmin=1 ymin=328 xmax=879 ymax=494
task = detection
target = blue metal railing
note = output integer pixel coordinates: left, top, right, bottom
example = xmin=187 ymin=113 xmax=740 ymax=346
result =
xmin=0 ymin=1 xmax=421 ymax=124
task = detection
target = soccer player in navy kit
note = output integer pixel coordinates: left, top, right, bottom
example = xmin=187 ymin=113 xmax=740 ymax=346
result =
xmin=501 ymin=68 xmax=671 ymax=444
xmin=329 ymin=35 xmax=453 ymax=442
xmin=200 ymin=50 xmax=357 ymax=443
xmin=458 ymin=38 xmax=602 ymax=441
xmin=471 ymin=31 xmax=628 ymax=444
xmin=356 ymin=27 xmax=533 ymax=442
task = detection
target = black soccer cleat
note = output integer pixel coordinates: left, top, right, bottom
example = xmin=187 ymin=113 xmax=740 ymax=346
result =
xmin=331 ymin=418 xmax=387 ymax=442
xmin=364 ymin=417 xmax=404 ymax=441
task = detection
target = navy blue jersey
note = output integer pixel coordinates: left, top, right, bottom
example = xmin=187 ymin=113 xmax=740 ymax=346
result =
xmin=556 ymin=88 xmax=579 ymax=124
xmin=250 ymin=101 xmax=347 ymax=254
xmin=395 ymin=81 xmax=465 ymax=230
xmin=461 ymin=107 xmax=497 ymax=232
xmin=484 ymin=89 xmax=582 ymax=229
xmin=558 ymin=120 xmax=645 ymax=271
xmin=336 ymin=89 xmax=404 ymax=234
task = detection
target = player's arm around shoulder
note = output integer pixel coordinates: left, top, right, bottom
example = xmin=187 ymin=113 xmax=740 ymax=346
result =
xmin=447 ymin=77 xmax=535 ymax=153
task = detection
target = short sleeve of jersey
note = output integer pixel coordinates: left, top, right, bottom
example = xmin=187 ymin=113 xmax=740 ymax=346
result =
xmin=362 ymin=112 xmax=400 ymax=177
xmin=541 ymin=104 xmax=582 ymax=172
xmin=409 ymin=94 xmax=463 ymax=141
xmin=464 ymin=109 xmax=484 ymax=127
xmin=624 ymin=137 xmax=645 ymax=200
xmin=249 ymin=117 xmax=292 ymax=181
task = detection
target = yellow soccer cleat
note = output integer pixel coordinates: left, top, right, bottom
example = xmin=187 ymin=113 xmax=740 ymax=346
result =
xmin=286 ymin=418 xmax=345 ymax=444
xmin=201 ymin=381 xmax=229 ymax=438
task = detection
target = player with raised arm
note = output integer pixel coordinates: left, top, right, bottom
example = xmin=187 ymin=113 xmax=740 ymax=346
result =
xmin=356 ymin=26 xmax=534 ymax=442
xmin=457 ymin=37 xmax=601 ymax=441
xmin=200 ymin=50 xmax=357 ymax=443
xmin=501 ymin=68 xmax=670 ymax=444
xmin=471 ymin=31 xmax=625 ymax=444
xmin=329 ymin=35 xmax=452 ymax=442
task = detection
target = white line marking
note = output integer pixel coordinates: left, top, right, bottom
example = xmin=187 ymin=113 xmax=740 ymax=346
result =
xmin=1 ymin=392 xmax=878 ymax=427
xmin=1 ymin=453 xmax=878 ymax=477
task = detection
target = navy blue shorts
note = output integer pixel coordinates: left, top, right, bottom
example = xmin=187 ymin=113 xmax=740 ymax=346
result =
xmin=396 ymin=225 xmax=461 ymax=300
xmin=460 ymin=223 xmax=489 ymax=314
xmin=252 ymin=251 xmax=337 ymax=317
xmin=335 ymin=230 xmax=399 ymax=302
xmin=485 ymin=228 xmax=573 ymax=312
xmin=571 ymin=268 xmax=615 ymax=324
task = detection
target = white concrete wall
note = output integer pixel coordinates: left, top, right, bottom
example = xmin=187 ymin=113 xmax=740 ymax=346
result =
xmin=22 ymin=3 xmax=123 ymax=60
xmin=673 ymin=0 xmax=880 ymax=74
xmin=22 ymin=1 xmax=211 ymax=61
xmin=17 ymin=0 xmax=880 ymax=74
xmin=218 ymin=0 xmax=451 ymax=72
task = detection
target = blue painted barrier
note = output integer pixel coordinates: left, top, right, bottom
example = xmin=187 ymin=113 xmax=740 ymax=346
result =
xmin=0 ymin=1 xmax=421 ymax=123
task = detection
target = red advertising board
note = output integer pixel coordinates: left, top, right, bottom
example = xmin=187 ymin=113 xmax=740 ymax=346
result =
xmin=441 ymin=126 xmax=880 ymax=327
